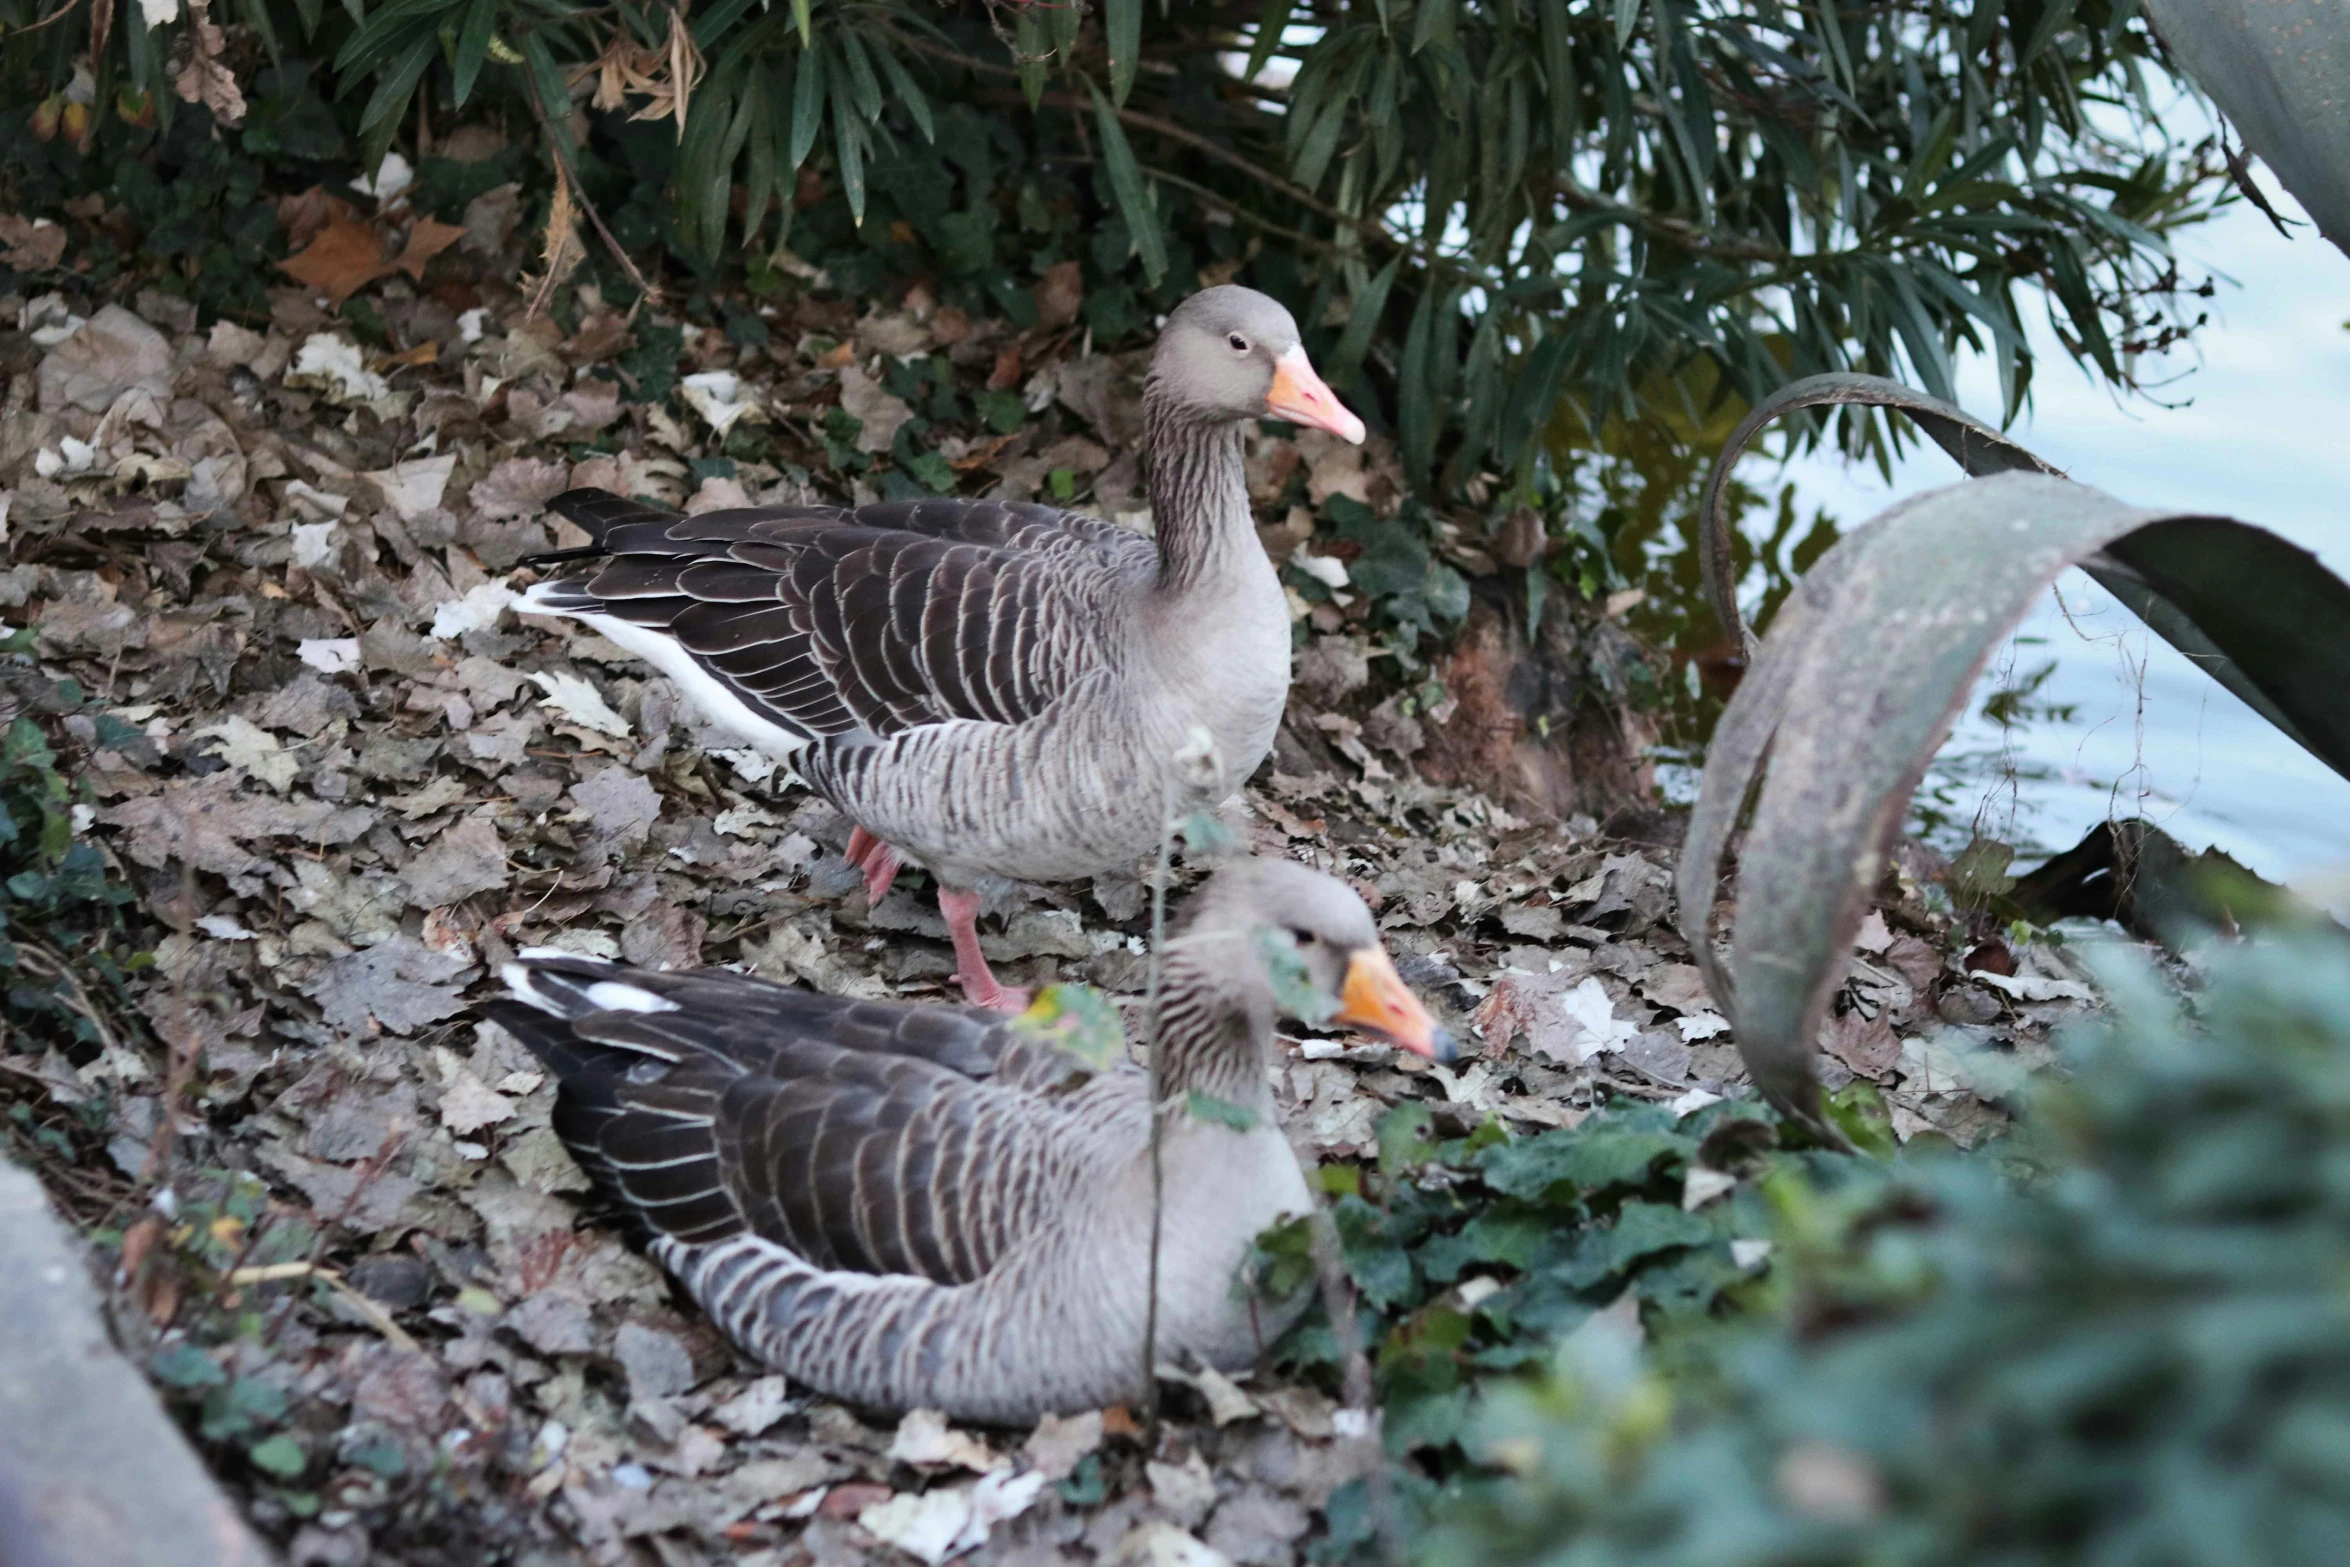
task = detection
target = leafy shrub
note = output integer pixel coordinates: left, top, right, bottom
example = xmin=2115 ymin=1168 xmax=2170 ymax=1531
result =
xmin=1413 ymin=928 xmax=2350 ymax=1564
xmin=0 ymin=630 xmax=146 ymax=1061
xmin=1 ymin=2 xmax=2227 ymax=494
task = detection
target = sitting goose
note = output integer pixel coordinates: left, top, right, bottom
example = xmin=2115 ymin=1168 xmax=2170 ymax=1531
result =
xmin=485 ymin=859 xmax=1451 ymax=1424
xmin=518 ymin=286 xmax=1363 ymax=1009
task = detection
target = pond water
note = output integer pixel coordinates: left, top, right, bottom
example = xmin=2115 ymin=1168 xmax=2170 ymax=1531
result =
xmin=1715 ymin=195 xmax=2350 ymax=888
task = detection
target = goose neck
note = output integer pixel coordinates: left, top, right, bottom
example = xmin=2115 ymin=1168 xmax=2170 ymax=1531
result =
xmin=1143 ymin=403 xmax=1252 ymax=596
xmin=1150 ymin=940 xmax=1277 ymax=1115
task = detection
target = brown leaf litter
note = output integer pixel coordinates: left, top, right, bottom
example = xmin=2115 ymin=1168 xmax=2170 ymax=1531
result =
xmin=0 ymin=271 xmax=2092 ymax=1565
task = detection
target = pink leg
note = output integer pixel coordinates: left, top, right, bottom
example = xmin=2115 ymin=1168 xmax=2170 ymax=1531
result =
xmin=937 ymin=887 xmax=1031 ymax=1012
xmin=844 ymin=826 xmax=902 ymax=906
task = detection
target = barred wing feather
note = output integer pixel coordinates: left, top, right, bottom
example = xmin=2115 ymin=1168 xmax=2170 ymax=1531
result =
xmin=485 ymin=958 xmax=1106 ymax=1285
xmin=532 ymin=489 xmax=1150 ymax=745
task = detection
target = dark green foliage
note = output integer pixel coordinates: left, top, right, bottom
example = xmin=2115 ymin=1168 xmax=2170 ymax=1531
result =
xmin=1268 ymin=1096 xmax=1819 ymax=1464
xmin=1415 ymin=930 xmax=2350 ymax=1565
xmin=0 ymin=634 xmax=146 ymax=1061
xmin=3 ymin=3 xmax=2223 ymax=503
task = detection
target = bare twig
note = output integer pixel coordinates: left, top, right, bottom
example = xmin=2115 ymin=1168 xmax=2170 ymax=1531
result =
xmin=1138 ymin=761 xmax=1178 ymax=1446
xmin=140 ymin=814 xmax=202 ymax=1196
xmin=520 ymin=71 xmax=662 ymax=308
xmin=1308 ymin=1205 xmax=1402 ymax=1565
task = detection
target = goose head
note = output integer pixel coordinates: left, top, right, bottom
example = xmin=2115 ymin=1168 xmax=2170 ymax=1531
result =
xmin=1149 ymin=286 xmax=1366 ymax=444
xmin=1177 ymin=859 xmax=1456 ymax=1062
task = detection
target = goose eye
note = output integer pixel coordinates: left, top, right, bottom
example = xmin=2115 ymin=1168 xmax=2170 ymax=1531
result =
xmin=1228 ymin=332 xmax=1251 ymax=353
xmin=1286 ymin=926 xmax=1315 ymax=947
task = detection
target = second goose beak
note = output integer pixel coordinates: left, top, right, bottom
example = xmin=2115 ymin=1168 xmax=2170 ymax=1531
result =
xmin=1266 ymin=345 xmax=1367 ymax=444
xmin=1334 ymin=946 xmax=1458 ymax=1064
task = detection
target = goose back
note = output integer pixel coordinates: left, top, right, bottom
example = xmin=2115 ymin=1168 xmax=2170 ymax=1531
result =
xmin=527 ymin=486 xmax=1288 ymax=887
xmin=533 ymin=490 xmax=1155 ymax=744
xmin=487 ymin=956 xmax=1310 ymax=1421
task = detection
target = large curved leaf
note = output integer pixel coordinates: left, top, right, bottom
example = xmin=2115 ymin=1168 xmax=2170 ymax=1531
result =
xmin=2146 ymin=0 xmax=2350 ymax=257
xmin=1677 ymin=468 xmax=2350 ymax=1129
xmin=1698 ymin=372 xmax=2342 ymax=773
xmin=1697 ymin=372 xmax=2058 ymax=651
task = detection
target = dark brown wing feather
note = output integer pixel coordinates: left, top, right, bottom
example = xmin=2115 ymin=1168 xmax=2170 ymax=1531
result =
xmin=531 ymin=489 xmax=1148 ymax=743
xmin=483 ymin=958 xmax=1095 ymax=1283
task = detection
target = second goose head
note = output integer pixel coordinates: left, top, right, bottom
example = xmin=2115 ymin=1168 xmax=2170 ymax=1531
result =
xmin=1148 ymin=286 xmax=1366 ymax=444
xmin=1160 ymin=860 xmax=1457 ymax=1098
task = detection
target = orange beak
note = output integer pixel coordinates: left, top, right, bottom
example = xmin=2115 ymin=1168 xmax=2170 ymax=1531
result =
xmin=1334 ymin=946 xmax=1457 ymax=1062
xmin=1266 ymin=345 xmax=1367 ymax=444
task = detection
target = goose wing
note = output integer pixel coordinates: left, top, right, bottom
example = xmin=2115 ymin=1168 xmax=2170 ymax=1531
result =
xmin=484 ymin=956 xmax=1119 ymax=1284
xmin=526 ymin=489 xmax=1152 ymax=744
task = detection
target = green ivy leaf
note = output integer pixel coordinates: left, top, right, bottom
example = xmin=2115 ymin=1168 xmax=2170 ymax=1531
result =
xmin=1012 ymin=983 xmax=1126 ymax=1073
xmin=151 ymin=1342 xmax=228 ymax=1390
xmin=1254 ymin=927 xmax=1337 ymax=1027
xmin=247 ymin=1433 xmax=307 ymax=1478
xmin=1186 ymin=1089 xmax=1260 ymax=1132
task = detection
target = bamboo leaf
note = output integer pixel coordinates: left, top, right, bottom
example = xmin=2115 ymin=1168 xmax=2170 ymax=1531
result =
xmin=789 ymin=39 xmax=826 ymax=168
xmin=838 ymin=28 xmax=882 ymax=124
xmin=1085 ymin=76 xmax=1166 ymax=286
xmin=692 ymin=0 xmax=761 ymax=49
xmin=743 ymin=69 xmax=777 ymax=242
xmin=1611 ymin=0 xmax=1642 ymax=50
xmin=1331 ymin=254 xmax=1400 ymax=383
xmin=450 ymin=0 xmax=495 ymax=108
xmin=1107 ymin=0 xmax=1141 ymax=108
xmin=792 ymin=0 xmax=811 ymax=49
xmin=519 ymin=33 xmax=578 ymax=162
xmin=1245 ymin=0 xmax=1295 ymax=87
xmin=357 ymin=29 xmax=436 ymax=138
xmin=1411 ymin=0 xmax=1455 ymax=55
xmin=830 ymin=70 xmax=867 ymax=224
xmin=872 ymin=39 xmax=934 ymax=143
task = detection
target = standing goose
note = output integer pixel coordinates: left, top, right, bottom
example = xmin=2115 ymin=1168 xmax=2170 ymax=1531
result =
xmin=518 ymin=287 xmax=1364 ymax=1009
xmin=485 ymin=859 xmax=1451 ymax=1424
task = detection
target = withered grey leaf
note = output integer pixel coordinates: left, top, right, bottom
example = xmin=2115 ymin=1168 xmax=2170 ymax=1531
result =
xmin=260 ymin=1145 xmax=421 ymax=1233
xmin=508 ymin=1290 xmax=597 ymax=1356
xmin=571 ymin=765 xmax=660 ymax=845
xmin=401 ymin=815 xmax=511 ymax=909
xmin=101 ymin=772 xmax=373 ymax=876
xmin=612 ymin=1321 xmax=697 ymax=1403
xmin=304 ymin=935 xmax=471 ymax=1035
xmin=38 ymin=304 xmax=174 ymax=413
xmin=469 ymin=455 xmax=570 ymax=520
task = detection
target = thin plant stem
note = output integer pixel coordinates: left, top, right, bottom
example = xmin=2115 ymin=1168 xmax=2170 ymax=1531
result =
xmin=1139 ymin=765 xmax=1178 ymax=1447
xmin=521 ymin=72 xmax=662 ymax=308
xmin=1309 ymin=1205 xmax=1401 ymax=1565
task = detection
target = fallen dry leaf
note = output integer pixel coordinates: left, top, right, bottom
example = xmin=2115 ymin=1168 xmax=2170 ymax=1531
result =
xmin=394 ymin=217 xmax=466 ymax=282
xmin=1034 ymin=259 xmax=1084 ymax=329
xmin=0 ymin=214 xmax=66 ymax=272
xmin=173 ymin=0 xmax=247 ymax=125
xmin=279 ymin=215 xmax=398 ymax=308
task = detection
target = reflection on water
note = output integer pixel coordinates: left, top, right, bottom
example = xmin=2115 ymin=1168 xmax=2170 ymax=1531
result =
xmin=1607 ymin=196 xmax=2350 ymax=886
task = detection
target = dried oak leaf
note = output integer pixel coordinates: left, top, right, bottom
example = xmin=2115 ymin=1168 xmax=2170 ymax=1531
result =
xmin=277 ymin=185 xmax=345 ymax=252
xmin=470 ymin=455 xmax=570 ymax=520
xmin=304 ymin=935 xmax=470 ymax=1035
xmin=401 ymin=814 xmax=511 ymax=909
xmin=278 ymin=213 xmax=395 ymax=309
xmin=572 ymin=765 xmax=661 ymax=845
xmin=393 ymin=216 xmax=465 ymax=282
xmin=173 ymin=0 xmax=246 ymax=125
xmin=1033 ymin=259 xmax=1083 ymax=329
xmin=0 ymin=214 xmax=66 ymax=272
xmin=100 ymin=771 xmax=371 ymax=877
